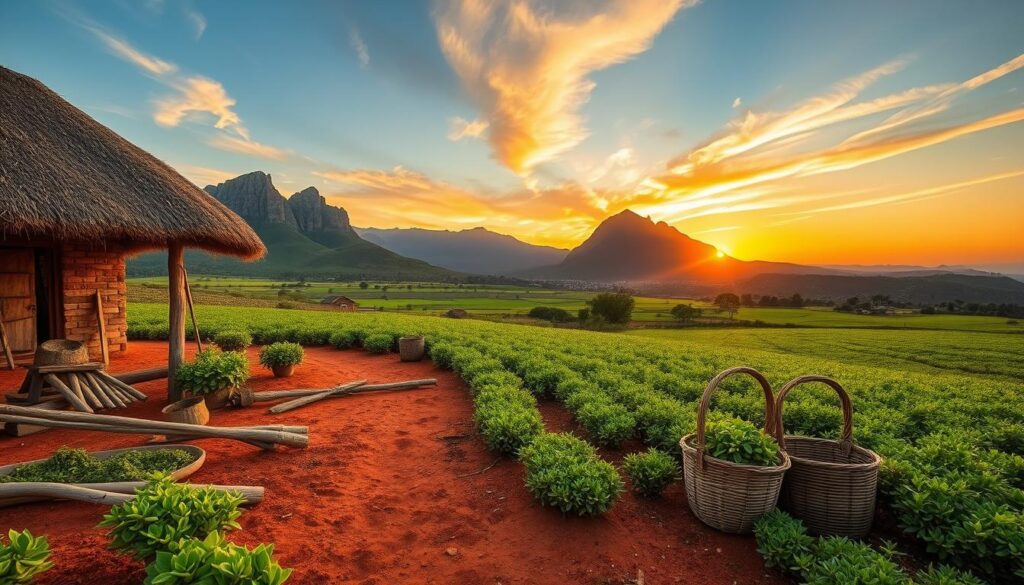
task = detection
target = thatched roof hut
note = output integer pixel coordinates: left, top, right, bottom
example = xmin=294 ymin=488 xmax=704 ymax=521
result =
xmin=0 ymin=66 xmax=265 ymax=397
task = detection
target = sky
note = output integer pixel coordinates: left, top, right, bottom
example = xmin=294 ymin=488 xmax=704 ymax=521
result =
xmin=2 ymin=0 xmax=1023 ymax=268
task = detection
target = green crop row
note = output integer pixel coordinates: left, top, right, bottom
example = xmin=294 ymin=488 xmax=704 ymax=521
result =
xmin=127 ymin=303 xmax=1024 ymax=580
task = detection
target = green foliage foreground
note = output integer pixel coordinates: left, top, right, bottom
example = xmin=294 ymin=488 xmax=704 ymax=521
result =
xmin=128 ymin=303 xmax=1024 ymax=579
xmin=0 ymin=447 xmax=197 ymax=484
xmin=0 ymin=529 xmax=53 ymax=585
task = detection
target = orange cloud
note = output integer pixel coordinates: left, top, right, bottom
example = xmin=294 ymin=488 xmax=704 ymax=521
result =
xmin=208 ymin=135 xmax=289 ymax=160
xmin=435 ymin=0 xmax=691 ymax=175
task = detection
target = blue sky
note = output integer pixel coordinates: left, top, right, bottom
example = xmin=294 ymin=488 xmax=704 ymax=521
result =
xmin=2 ymin=0 xmax=1022 ymax=266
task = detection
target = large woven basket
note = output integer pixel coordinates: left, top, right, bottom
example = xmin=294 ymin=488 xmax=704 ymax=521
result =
xmin=680 ymin=367 xmax=791 ymax=534
xmin=398 ymin=336 xmax=425 ymax=362
xmin=774 ymin=375 xmax=882 ymax=537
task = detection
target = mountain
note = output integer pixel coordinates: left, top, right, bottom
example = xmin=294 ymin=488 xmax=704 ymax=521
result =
xmin=818 ymin=264 xmax=1001 ymax=277
xmin=741 ymin=273 xmax=1024 ymax=304
xmin=356 ymin=226 xmax=569 ymax=275
xmin=526 ymin=210 xmax=839 ymax=284
xmin=127 ymin=172 xmax=459 ymax=280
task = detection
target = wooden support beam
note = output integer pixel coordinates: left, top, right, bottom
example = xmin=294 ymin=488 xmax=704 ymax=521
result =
xmin=94 ymin=290 xmax=109 ymax=366
xmin=182 ymin=266 xmax=203 ymax=352
xmin=43 ymin=374 xmax=92 ymax=413
xmin=168 ymin=243 xmax=186 ymax=402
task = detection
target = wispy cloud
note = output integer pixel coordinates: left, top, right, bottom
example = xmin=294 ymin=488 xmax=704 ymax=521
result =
xmin=173 ymin=163 xmax=241 ymax=187
xmin=348 ymin=25 xmax=370 ymax=68
xmin=447 ymin=117 xmax=489 ymax=141
xmin=208 ymin=135 xmax=289 ymax=160
xmin=434 ymin=0 xmax=692 ymax=176
xmin=155 ymin=76 xmax=248 ymax=138
xmin=89 ymin=27 xmax=177 ymax=75
xmin=185 ymin=8 xmax=207 ymax=40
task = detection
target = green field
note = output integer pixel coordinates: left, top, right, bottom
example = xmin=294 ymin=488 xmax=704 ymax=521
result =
xmin=127 ymin=301 xmax=1024 ymax=580
xmin=128 ymin=275 xmax=1022 ymax=331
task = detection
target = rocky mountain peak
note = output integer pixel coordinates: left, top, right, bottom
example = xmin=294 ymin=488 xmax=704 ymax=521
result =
xmin=287 ymin=187 xmax=351 ymax=233
xmin=205 ymin=171 xmax=296 ymax=226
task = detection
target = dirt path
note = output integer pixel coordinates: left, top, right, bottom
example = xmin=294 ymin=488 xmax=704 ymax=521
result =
xmin=0 ymin=341 xmax=785 ymax=584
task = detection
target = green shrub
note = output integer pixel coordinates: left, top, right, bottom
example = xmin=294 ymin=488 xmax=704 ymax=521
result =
xmin=99 ymin=474 xmax=244 ymax=559
xmin=143 ymin=532 xmax=292 ymax=585
xmin=622 ymin=448 xmax=681 ymax=496
xmin=519 ymin=433 xmax=623 ymax=516
xmin=363 ymin=333 xmax=393 ymax=354
xmin=753 ymin=509 xmax=815 ymax=576
xmin=259 ymin=342 xmax=304 ymax=369
xmin=0 ymin=446 xmax=197 ymax=484
xmin=914 ymin=565 xmax=987 ymax=585
xmin=0 ymin=529 xmax=53 ymax=584
xmin=575 ymin=400 xmax=636 ymax=447
xmin=175 ymin=349 xmax=249 ymax=396
xmin=328 ymin=329 xmax=360 ymax=349
xmin=806 ymin=538 xmax=909 ymax=585
xmin=527 ymin=306 xmax=573 ymax=322
xmin=474 ymin=386 xmax=544 ymax=455
xmin=704 ymin=417 xmax=779 ymax=466
xmin=213 ymin=330 xmax=252 ymax=352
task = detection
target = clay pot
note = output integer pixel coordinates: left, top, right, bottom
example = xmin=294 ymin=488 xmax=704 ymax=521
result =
xmin=162 ymin=396 xmax=210 ymax=425
xmin=272 ymin=364 xmax=295 ymax=378
xmin=399 ymin=336 xmax=425 ymax=362
xmin=203 ymin=387 xmax=235 ymax=410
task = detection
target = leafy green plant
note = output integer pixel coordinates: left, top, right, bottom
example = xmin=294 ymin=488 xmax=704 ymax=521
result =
xmin=622 ymin=448 xmax=681 ymax=496
xmin=914 ymin=565 xmax=988 ymax=585
xmin=213 ymin=330 xmax=252 ymax=352
xmin=473 ymin=385 xmax=544 ymax=455
xmin=258 ymin=342 xmax=304 ymax=369
xmin=143 ymin=532 xmax=292 ymax=585
xmin=0 ymin=446 xmax=197 ymax=484
xmin=99 ymin=474 xmax=244 ymax=559
xmin=175 ymin=349 xmax=249 ymax=396
xmin=704 ymin=417 xmax=780 ymax=466
xmin=328 ymin=328 xmax=361 ymax=349
xmin=753 ymin=509 xmax=815 ymax=576
xmin=519 ymin=433 xmax=623 ymax=516
xmin=0 ymin=529 xmax=53 ymax=584
xmin=362 ymin=333 xmax=393 ymax=354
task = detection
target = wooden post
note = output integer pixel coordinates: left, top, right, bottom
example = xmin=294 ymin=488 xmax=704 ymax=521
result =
xmin=168 ymin=244 xmax=186 ymax=402
xmin=0 ymin=307 xmax=14 ymax=370
xmin=94 ymin=290 xmax=109 ymax=366
xmin=182 ymin=266 xmax=202 ymax=352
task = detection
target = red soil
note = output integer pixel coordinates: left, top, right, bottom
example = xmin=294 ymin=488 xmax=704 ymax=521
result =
xmin=0 ymin=341 xmax=787 ymax=585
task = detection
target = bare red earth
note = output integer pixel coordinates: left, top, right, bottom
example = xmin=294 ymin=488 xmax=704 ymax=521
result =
xmin=0 ymin=341 xmax=786 ymax=584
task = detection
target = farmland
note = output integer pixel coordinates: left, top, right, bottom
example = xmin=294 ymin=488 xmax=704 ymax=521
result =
xmin=126 ymin=301 xmax=1024 ymax=583
xmin=127 ymin=275 xmax=1024 ymax=332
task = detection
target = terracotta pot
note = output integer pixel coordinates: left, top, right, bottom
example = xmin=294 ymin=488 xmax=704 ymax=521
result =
xmin=203 ymin=387 xmax=235 ymax=410
xmin=162 ymin=397 xmax=210 ymax=425
xmin=272 ymin=364 xmax=295 ymax=378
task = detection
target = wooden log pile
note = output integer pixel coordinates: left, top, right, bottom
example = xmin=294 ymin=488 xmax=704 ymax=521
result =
xmin=0 ymin=405 xmax=309 ymax=449
xmin=14 ymin=363 xmax=147 ymax=413
xmin=230 ymin=378 xmax=438 ymax=414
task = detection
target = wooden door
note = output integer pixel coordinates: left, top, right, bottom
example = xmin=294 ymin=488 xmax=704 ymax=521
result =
xmin=0 ymin=248 xmax=36 ymax=352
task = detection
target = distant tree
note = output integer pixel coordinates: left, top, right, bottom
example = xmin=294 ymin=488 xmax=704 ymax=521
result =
xmin=790 ymin=293 xmax=804 ymax=308
xmin=528 ymin=306 xmax=573 ymax=322
xmin=846 ymin=297 xmax=859 ymax=307
xmin=740 ymin=294 xmax=755 ymax=307
xmin=578 ymin=308 xmax=591 ymax=322
xmin=714 ymin=293 xmax=740 ymax=318
xmin=587 ymin=293 xmax=635 ymax=324
xmin=920 ymin=306 xmax=936 ymax=314
xmin=670 ymin=304 xmax=702 ymax=323
xmin=407 ymin=284 xmax=413 ymax=290
xmin=359 ymin=281 xmax=368 ymax=289
xmin=382 ymin=285 xmax=389 ymax=292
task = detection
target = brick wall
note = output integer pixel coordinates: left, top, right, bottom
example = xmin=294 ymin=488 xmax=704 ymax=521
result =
xmin=60 ymin=243 xmax=128 ymax=358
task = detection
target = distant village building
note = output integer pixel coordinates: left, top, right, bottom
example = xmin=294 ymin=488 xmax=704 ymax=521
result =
xmin=321 ymin=295 xmax=359 ymax=311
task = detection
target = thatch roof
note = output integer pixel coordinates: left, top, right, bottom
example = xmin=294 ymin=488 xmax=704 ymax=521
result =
xmin=0 ymin=66 xmax=265 ymax=259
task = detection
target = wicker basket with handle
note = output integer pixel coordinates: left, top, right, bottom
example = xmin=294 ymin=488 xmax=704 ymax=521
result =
xmin=680 ymin=366 xmax=791 ymax=534
xmin=774 ymin=375 xmax=882 ymax=537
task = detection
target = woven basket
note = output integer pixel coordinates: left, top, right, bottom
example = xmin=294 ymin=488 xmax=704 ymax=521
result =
xmin=399 ymin=336 xmax=425 ymax=362
xmin=680 ymin=367 xmax=791 ymax=534
xmin=33 ymin=339 xmax=88 ymax=367
xmin=775 ymin=375 xmax=882 ymax=537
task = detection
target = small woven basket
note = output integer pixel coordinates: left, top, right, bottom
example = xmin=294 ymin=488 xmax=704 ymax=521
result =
xmin=774 ymin=375 xmax=882 ymax=537
xmin=398 ymin=336 xmax=425 ymax=362
xmin=680 ymin=367 xmax=791 ymax=534
xmin=33 ymin=339 xmax=88 ymax=367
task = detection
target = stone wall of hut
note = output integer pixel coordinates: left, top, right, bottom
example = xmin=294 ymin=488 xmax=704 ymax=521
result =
xmin=60 ymin=243 xmax=128 ymax=358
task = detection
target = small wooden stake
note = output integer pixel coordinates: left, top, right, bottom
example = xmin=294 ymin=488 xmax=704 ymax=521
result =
xmin=43 ymin=374 xmax=92 ymax=413
xmin=0 ymin=306 xmax=14 ymax=370
xmin=94 ymin=290 xmax=109 ymax=366
xmin=268 ymin=380 xmax=367 ymax=414
xmin=182 ymin=266 xmax=203 ymax=353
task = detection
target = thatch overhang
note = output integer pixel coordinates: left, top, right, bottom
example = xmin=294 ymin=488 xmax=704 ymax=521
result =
xmin=0 ymin=66 xmax=265 ymax=259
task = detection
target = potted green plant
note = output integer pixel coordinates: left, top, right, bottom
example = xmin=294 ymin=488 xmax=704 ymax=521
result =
xmin=259 ymin=342 xmax=304 ymax=378
xmin=175 ymin=349 xmax=249 ymax=410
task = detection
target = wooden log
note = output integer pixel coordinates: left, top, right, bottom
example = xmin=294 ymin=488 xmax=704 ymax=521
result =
xmin=71 ymin=373 xmax=102 ymax=410
xmin=0 ymin=307 xmax=14 ymax=370
xmin=35 ymin=363 xmax=104 ymax=374
xmin=4 ymin=392 xmax=65 ymax=406
xmin=182 ymin=266 xmax=203 ymax=353
xmin=102 ymin=378 xmax=128 ymax=409
xmin=168 ymin=244 xmax=186 ymax=402
xmin=3 ymin=398 xmax=66 ymax=436
xmin=253 ymin=379 xmax=438 ymax=402
xmin=269 ymin=380 xmax=367 ymax=414
xmin=95 ymin=371 xmax=148 ymax=401
xmin=84 ymin=372 xmax=116 ymax=410
xmin=63 ymin=374 xmax=84 ymax=403
xmin=0 ymin=482 xmax=264 ymax=508
xmin=94 ymin=290 xmax=109 ymax=366
xmin=0 ymin=405 xmax=309 ymax=448
xmin=114 ymin=367 xmax=168 ymax=385
xmin=43 ymin=374 xmax=92 ymax=413
xmin=26 ymin=373 xmax=43 ymax=403
xmin=108 ymin=383 xmax=135 ymax=405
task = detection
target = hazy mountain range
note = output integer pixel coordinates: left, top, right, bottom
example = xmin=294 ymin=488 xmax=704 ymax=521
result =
xmin=127 ymin=171 xmax=1024 ymax=304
